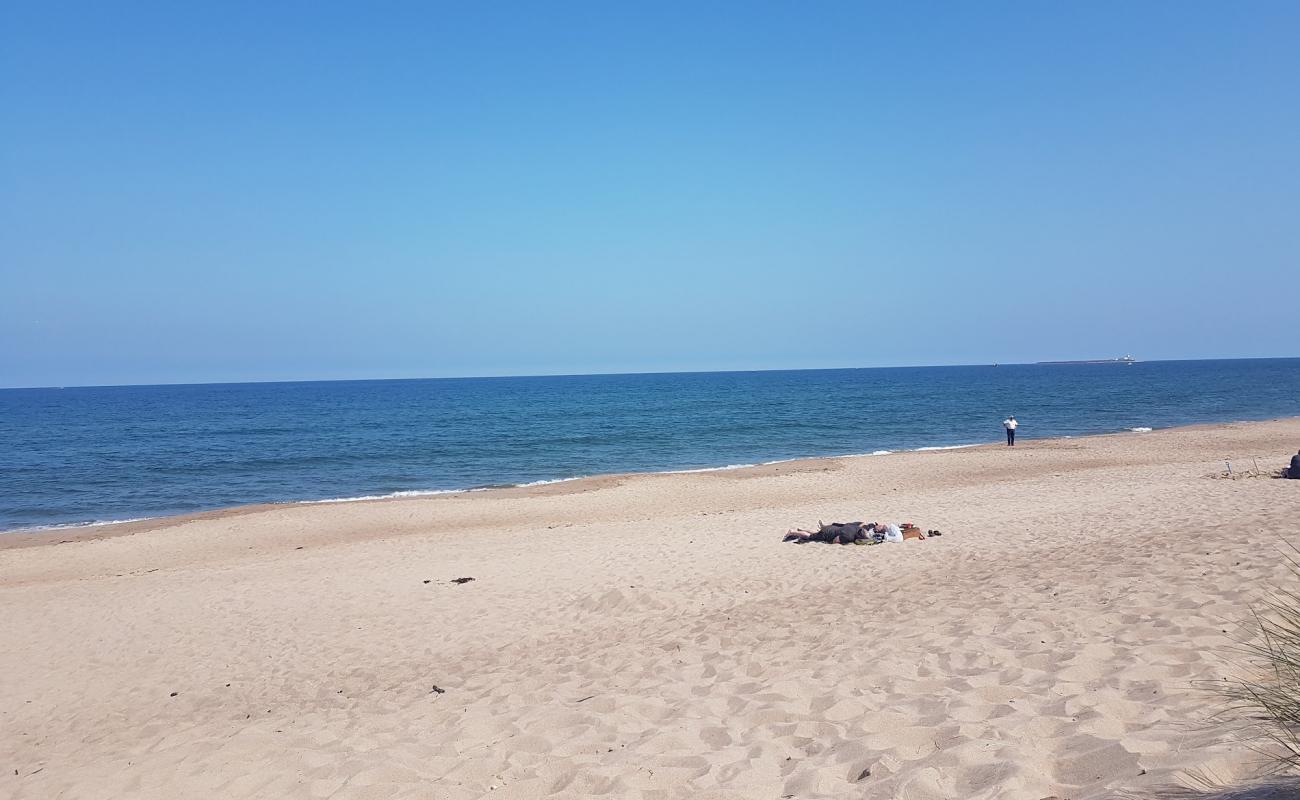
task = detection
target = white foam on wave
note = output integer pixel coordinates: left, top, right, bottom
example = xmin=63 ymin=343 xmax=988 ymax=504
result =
xmin=3 ymin=517 xmax=154 ymax=534
xmin=661 ymin=463 xmax=758 ymax=474
xmin=1129 ymin=427 xmax=1154 ymax=433
xmin=307 ymin=489 xmax=463 ymax=504
xmin=512 ymin=476 xmax=589 ymax=488
xmin=306 ymin=475 xmax=594 ymax=504
xmin=849 ymin=444 xmax=980 ymax=456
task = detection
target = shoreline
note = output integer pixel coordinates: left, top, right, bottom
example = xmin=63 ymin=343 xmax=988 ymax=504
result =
xmin=4 ymin=414 xmax=1294 ymax=550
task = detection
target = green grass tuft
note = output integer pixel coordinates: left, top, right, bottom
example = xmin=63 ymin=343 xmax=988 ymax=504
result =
xmin=1219 ymin=544 xmax=1300 ymax=773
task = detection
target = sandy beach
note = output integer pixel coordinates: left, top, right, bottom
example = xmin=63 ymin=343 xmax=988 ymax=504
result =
xmin=3 ymin=418 xmax=1299 ymax=799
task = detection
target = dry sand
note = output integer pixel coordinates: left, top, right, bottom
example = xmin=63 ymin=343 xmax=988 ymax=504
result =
xmin=3 ymin=419 xmax=1300 ymax=799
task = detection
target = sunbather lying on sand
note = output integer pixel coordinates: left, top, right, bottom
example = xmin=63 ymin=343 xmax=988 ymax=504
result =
xmin=783 ymin=521 xmax=875 ymax=544
xmin=782 ymin=521 xmax=940 ymax=544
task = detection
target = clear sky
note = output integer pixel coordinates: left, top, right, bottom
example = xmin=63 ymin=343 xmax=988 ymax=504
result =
xmin=2 ymin=2 xmax=1298 ymax=387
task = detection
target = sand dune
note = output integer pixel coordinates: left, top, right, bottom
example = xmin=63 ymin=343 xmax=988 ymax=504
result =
xmin=3 ymin=419 xmax=1300 ymax=799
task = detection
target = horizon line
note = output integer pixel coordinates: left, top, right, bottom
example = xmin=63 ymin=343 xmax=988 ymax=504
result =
xmin=5 ymin=355 xmax=1299 ymax=391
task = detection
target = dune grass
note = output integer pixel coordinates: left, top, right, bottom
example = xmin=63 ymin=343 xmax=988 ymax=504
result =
xmin=1129 ymin=555 xmax=1300 ymax=799
xmin=1219 ymin=548 xmax=1300 ymax=773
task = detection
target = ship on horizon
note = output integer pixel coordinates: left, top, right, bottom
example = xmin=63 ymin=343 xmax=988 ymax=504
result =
xmin=1037 ymin=355 xmax=1139 ymax=365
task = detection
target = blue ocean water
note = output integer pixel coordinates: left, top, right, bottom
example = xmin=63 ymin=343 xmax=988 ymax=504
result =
xmin=2 ymin=359 xmax=1298 ymax=532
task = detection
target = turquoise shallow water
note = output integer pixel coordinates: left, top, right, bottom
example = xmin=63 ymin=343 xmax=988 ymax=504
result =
xmin=2 ymin=358 xmax=1298 ymax=531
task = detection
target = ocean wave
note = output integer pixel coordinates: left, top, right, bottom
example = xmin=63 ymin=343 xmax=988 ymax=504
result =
xmin=512 ymin=476 xmax=589 ymax=488
xmin=3 ymin=517 xmax=154 ymax=534
xmin=1129 ymin=427 xmax=1154 ymax=433
xmin=661 ymin=464 xmax=758 ymax=474
xmin=847 ymin=444 xmax=980 ymax=456
xmin=306 ymin=475 xmax=594 ymax=504
xmin=306 ymin=489 xmax=464 ymax=504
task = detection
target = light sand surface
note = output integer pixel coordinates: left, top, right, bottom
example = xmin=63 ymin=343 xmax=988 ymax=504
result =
xmin=3 ymin=419 xmax=1300 ymax=799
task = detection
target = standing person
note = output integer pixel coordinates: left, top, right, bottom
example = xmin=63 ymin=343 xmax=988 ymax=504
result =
xmin=1003 ymin=415 xmax=1018 ymax=446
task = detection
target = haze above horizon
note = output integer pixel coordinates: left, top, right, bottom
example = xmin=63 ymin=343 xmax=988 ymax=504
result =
xmin=3 ymin=2 xmax=1298 ymax=389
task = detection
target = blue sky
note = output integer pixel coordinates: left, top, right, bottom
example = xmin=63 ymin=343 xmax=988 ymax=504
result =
xmin=2 ymin=2 xmax=1298 ymax=387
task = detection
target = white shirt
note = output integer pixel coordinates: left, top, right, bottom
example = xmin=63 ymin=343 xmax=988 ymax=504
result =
xmin=1003 ymin=418 xmax=1018 ymax=430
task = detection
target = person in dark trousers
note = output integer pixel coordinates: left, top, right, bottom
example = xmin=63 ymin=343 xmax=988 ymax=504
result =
xmin=1003 ymin=416 xmax=1018 ymax=446
xmin=783 ymin=521 xmax=875 ymax=544
xmin=1289 ymin=449 xmax=1300 ymax=479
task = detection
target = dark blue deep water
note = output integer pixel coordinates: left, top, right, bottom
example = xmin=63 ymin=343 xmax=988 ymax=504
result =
xmin=2 ymin=359 xmax=1298 ymax=531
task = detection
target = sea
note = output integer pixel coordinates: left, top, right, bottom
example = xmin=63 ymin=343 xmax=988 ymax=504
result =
xmin=2 ymin=358 xmax=1298 ymax=532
